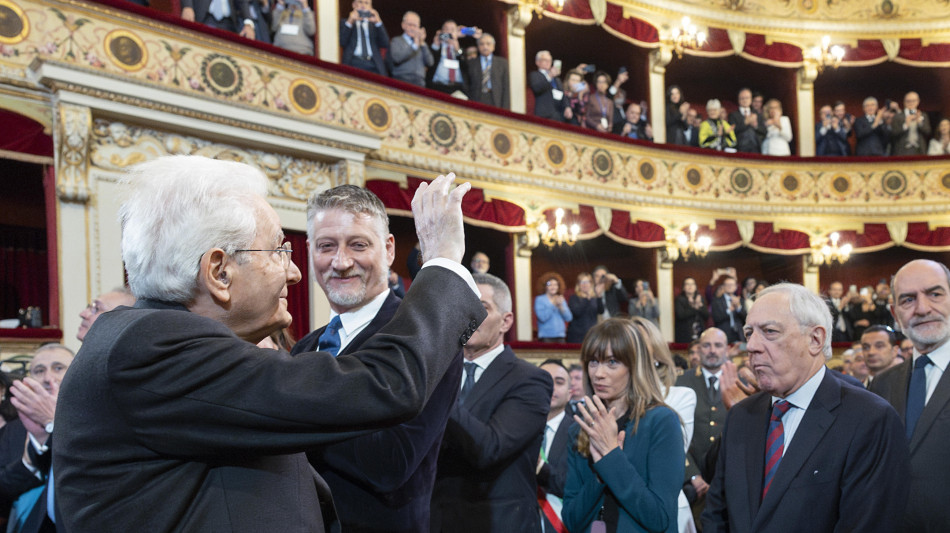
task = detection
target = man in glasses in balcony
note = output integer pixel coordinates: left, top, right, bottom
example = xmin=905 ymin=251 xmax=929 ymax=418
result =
xmin=53 ymin=156 xmax=485 ymax=533
xmin=291 ymin=183 xmax=464 ymax=531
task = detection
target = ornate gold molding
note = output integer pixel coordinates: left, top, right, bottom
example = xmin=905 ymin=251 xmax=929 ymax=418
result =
xmin=55 ymin=102 xmax=91 ymax=202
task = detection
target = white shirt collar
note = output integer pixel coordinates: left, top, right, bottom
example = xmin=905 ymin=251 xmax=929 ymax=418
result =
xmin=329 ymin=289 xmax=390 ymax=352
xmin=773 ymin=365 xmax=825 ymax=408
xmin=547 ymin=409 xmax=566 ymax=433
xmin=701 ymin=367 xmax=723 ymax=381
xmin=916 ymin=340 xmax=950 ymax=372
xmin=468 ymin=343 xmax=505 ymax=373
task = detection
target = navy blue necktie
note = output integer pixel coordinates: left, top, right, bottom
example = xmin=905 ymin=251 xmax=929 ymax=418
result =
xmin=905 ymin=355 xmax=932 ymax=440
xmin=318 ymin=315 xmax=342 ymax=357
xmin=459 ymin=362 xmax=477 ymax=405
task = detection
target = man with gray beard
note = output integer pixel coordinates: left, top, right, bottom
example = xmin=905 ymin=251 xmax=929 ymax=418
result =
xmin=291 ymin=184 xmax=463 ymax=532
xmin=871 ymin=259 xmax=950 ymax=532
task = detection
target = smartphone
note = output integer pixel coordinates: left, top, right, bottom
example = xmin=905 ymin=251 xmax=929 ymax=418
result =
xmin=849 ymin=284 xmax=857 ymax=294
xmin=553 ymin=59 xmax=562 ymax=71
xmin=583 ymin=64 xmax=596 ymax=73
xmin=459 ymin=26 xmax=476 ymax=36
xmin=860 ymin=287 xmax=871 ymax=297
xmin=643 ymin=281 xmax=650 ymax=292
xmin=618 ymin=66 xmax=627 ymax=75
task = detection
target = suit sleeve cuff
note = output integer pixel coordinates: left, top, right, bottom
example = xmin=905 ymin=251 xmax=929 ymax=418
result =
xmin=422 ymin=259 xmax=480 ymax=297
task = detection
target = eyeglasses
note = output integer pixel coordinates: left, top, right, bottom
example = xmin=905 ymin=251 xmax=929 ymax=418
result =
xmin=84 ymin=302 xmax=102 ymax=315
xmin=234 ymin=242 xmax=293 ymax=269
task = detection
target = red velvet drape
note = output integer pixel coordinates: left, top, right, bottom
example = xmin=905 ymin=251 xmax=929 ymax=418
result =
xmin=0 ymin=225 xmax=49 ymax=323
xmin=0 ymin=111 xmax=53 ymax=156
xmin=284 ymin=230 xmax=310 ymax=342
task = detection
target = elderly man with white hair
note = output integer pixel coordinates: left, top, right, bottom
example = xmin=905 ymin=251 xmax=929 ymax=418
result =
xmin=53 ymin=155 xmax=486 ymax=533
xmin=703 ymin=283 xmax=909 ymax=533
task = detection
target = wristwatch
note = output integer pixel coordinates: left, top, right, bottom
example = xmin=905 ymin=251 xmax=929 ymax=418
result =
xmin=45 ymin=421 xmax=54 ymax=434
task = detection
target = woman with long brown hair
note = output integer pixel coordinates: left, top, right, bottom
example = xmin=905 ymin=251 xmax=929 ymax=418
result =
xmin=563 ymin=318 xmax=684 ymax=533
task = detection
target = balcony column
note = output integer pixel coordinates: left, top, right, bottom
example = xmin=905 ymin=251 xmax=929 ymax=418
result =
xmin=796 ymin=62 xmax=818 ymax=156
xmin=513 ymin=231 xmax=538 ymax=341
xmin=507 ymin=4 xmax=533 ymax=114
xmin=656 ymin=251 xmax=674 ymax=342
xmin=648 ymin=45 xmax=673 ymax=144
xmin=316 ymin=0 xmax=339 ymax=63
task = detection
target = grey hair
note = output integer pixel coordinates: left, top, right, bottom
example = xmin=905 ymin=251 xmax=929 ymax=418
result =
xmin=890 ymin=260 xmax=950 ymax=334
xmin=863 ymin=96 xmax=878 ymax=106
xmin=535 ymin=50 xmax=551 ymax=62
xmin=33 ymin=343 xmax=75 ymax=362
xmin=755 ymin=283 xmax=833 ymax=358
xmin=119 ymin=156 xmax=268 ymax=304
xmin=706 ymin=99 xmax=722 ymax=110
xmin=306 ymin=185 xmax=389 ymax=245
xmin=473 ymin=272 xmax=512 ymax=314
xmin=479 ymin=33 xmax=495 ymax=45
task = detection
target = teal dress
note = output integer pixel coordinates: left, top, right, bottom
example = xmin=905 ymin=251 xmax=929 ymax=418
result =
xmin=563 ymin=405 xmax=684 ymax=533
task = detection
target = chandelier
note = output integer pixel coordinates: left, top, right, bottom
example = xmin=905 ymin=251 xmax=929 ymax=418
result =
xmin=537 ymin=208 xmax=580 ymax=248
xmin=527 ymin=0 xmax=565 ymax=17
xmin=811 ymin=232 xmax=852 ymax=266
xmin=668 ymin=16 xmax=707 ymax=58
xmin=666 ymin=223 xmax=712 ymax=262
xmin=807 ymin=35 xmax=845 ymax=72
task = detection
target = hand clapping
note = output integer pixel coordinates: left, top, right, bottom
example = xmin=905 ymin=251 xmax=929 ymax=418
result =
xmin=573 ymin=395 xmax=625 ymax=462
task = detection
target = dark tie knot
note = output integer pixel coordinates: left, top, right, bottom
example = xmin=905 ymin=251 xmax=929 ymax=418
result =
xmin=915 ymin=354 xmax=932 ymax=370
xmin=463 ymin=361 xmax=477 ymax=378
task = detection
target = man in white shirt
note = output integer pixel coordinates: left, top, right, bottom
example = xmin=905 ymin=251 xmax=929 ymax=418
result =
xmin=704 ymin=283 xmax=908 ymax=533
xmin=432 ymin=273 xmax=552 ymax=533
xmin=871 ymin=259 xmax=950 ymax=532
xmin=537 ymin=359 xmax=572 ymax=532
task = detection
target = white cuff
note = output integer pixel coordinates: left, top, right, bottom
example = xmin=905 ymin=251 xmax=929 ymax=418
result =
xmin=422 ymin=259 xmax=480 ymax=298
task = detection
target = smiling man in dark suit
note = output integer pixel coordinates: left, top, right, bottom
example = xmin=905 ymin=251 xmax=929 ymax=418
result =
xmin=53 ymin=157 xmax=485 ymax=533
xmin=703 ymin=283 xmax=909 ymax=533
xmin=871 ymin=259 xmax=950 ymax=533
xmin=292 ymin=183 xmax=463 ymax=533
xmin=431 ymin=273 xmax=552 ymax=533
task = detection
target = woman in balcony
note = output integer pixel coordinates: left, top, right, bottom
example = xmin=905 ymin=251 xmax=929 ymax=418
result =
xmin=761 ymin=98 xmax=793 ymax=156
xmin=674 ymin=277 xmax=708 ymax=344
xmin=698 ymin=99 xmax=736 ymax=151
xmin=535 ymin=272 xmax=573 ymax=342
xmin=567 ymin=272 xmax=604 ymax=344
xmin=584 ymin=72 xmax=615 ymax=133
xmin=666 ymin=85 xmax=689 ymax=146
xmin=563 ymin=318 xmax=683 ymax=533
xmin=629 ymin=279 xmax=659 ymax=327
xmin=563 ymin=69 xmax=588 ymax=127
xmin=928 ymin=118 xmax=950 ymax=155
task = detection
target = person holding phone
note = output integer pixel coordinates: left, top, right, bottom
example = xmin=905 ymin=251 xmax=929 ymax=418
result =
xmin=529 ymin=50 xmax=567 ymax=122
xmin=563 ymin=69 xmax=589 ymax=126
xmin=340 ymin=0 xmax=388 ymax=75
xmin=428 ymin=20 xmax=481 ymax=94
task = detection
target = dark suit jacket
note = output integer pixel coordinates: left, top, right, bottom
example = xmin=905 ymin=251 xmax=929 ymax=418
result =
xmin=181 ymin=0 xmax=250 ymax=27
xmin=54 ymin=266 xmax=485 ymax=533
xmin=529 ymin=70 xmax=565 ymax=122
xmin=465 ymin=55 xmax=510 ymax=109
xmin=431 ymin=347 xmax=553 ymax=533
xmin=293 ymin=291 xmax=462 ymax=533
xmin=703 ymin=370 xmax=909 ymax=533
xmin=675 ymin=368 xmax=726 ymax=482
xmin=871 ymin=357 xmax=950 ymax=532
xmin=890 ymin=110 xmax=932 ymax=155
xmin=727 ymin=110 xmax=766 ymax=153
xmin=711 ymin=294 xmax=746 ymax=344
xmin=536 ymin=412 xmax=572 ymax=499
xmin=340 ymin=19 xmax=389 ymax=75
xmin=674 ymin=293 xmax=709 ymax=344
xmin=853 ymin=115 xmax=889 ymax=156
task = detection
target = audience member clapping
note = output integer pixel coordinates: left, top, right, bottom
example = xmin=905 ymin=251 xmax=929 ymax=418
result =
xmin=270 ymin=0 xmax=314 ymax=55
xmin=699 ymin=99 xmax=736 ymax=151
xmin=562 ymin=69 xmax=588 ymax=126
xmin=563 ymin=319 xmax=684 ymax=533
xmin=621 ymin=102 xmax=653 ymax=142
xmin=629 ymin=279 xmax=659 ymax=326
xmin=816 ymin=104 xmax=850 ymax=156
xmin=666 ymin=85 xmax=690 ymax=146
xmin=566 ymin=272 xmax=603 ymax=344
xmin=728 ymin=88 xmax=766 ymax=153
xmin=535 ymin=272 xmax=572 ymax=342
xmin=761 ymin=98 xmax=792 ymax=155
xmin=854 ymin=96 xmax=890 ymax=156
xmin=389 ymin=11 xmax=432 ymax=87
xmin=674 ymin=277 xmax=708 ymax=344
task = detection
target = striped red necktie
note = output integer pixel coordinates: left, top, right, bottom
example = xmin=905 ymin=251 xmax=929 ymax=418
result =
xmin=762 ymin=400 xmax=792 ymax=500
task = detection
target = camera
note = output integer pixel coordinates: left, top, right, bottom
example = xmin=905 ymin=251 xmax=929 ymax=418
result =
xmin=357 ymin=9 xmax=372 ymax=18
xmin=440 ymin=32 xmax=451 ymax=42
